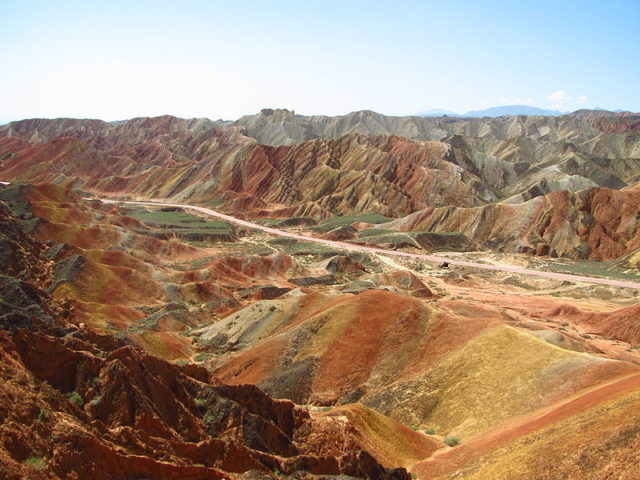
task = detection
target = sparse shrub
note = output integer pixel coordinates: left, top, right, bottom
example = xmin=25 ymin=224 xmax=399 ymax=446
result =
xmin=37 ymin=408 xmax=49 ymax=422
xmin=425 ymin=427 xmax=436 ymax=435
xmin=410 ymin=425 xmax=419 ymax=430
xmin=444 ymin=436 xmax=460 ymax=447
xmin=410 ymin=473 xmax=417 ymax=479
xmin=23 ymin=457 xmax=46 ymax=470
xmin=90 ymin=395 xmax=102 ymax=406
xmin=175 ymin=360 xmax=189 ymax=366
xmin=203 ymin=413 xmax=214 ymax=423
xmin=195 ymin=398 xmax=207 ymax=408
xmin=67 ymin=391 xmax=84 ymax=407
xmin=194 ymin=353 xmax=212 ymax=362
xmin=561 ymin=322 xmax=570 ymax=327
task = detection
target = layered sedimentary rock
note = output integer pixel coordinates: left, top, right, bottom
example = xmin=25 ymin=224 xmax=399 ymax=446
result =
xmin=1 ymin=111 xmax=639 ymax=217
xmin=0 ymin=189 xmax=409 ymax=479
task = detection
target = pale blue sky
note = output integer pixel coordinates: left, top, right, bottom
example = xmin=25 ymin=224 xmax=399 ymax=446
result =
xmin=1 ymin=0 xmax=638 ymax=122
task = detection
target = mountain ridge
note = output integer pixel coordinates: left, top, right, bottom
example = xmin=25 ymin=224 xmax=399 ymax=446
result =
xmin=418 ymin=105 xmax=564 ymax=118
xmin=1 ymin=112 xmax=639 ymax=263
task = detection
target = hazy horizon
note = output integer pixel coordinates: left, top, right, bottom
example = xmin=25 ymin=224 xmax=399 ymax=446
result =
xmin=1 ymin=0 xmax=639 ymax=123
xmin=1 ymin=104 xmax=636 ymax=127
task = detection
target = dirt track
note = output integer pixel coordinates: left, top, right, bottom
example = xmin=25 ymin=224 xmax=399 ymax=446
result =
xmin=101 ymin=199 xmax=640 ymax=290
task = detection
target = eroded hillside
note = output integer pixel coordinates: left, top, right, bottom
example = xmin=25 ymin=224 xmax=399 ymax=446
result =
xmin=1 ymin=109 xmax=639 ymax=478
xmin=0 ymin=183 xmax=415 ymax=479
xmin=1 ymin=181 xmax=639 ymax=479
xmin=1 ymin=111 xmax=639 ymax=219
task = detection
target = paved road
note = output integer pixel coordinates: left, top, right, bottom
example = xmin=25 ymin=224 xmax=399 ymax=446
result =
xmin=101 ymin=199 xmax=640 ymax=290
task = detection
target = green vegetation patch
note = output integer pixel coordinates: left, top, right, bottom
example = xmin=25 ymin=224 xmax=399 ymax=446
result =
xmin=313 ymin=213 xmax=392 ymax=232
xmin=122 ymin=206 xmax=237 ymax=244
xmin=536 ymin=257 xmax=640 ymax=283
xmin=357 ymin=228 xmax=395 ymax=237
xmin=23 ymin=457 xmax=46 ymax=470
xmin=444 ymin=436 xmax=461 ymax=447
xmin=282 ymin=241 xmax=344 ymax=257
xmin=354 ymin=231 xmax=418 ymax=247
xmin=37 ymin=408 xmax=49 ymax=422
xmin=355 ymin=229 xmax=471 ymax=252
xmin=67 ymin=391 xmax=84 ymax=407
xmin=125 ymin=206 xmax=234 ymax=235
xmin=252 ymin=218 xmax=284 ymax=226
xmin=201 ymin=197 xmax=224 ymax=207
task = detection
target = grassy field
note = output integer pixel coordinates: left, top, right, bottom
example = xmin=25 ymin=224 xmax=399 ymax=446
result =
xmin=358 ymin=228 xmax=395 ymax=237
xmin=253 ymin=217 xmax=318 ymax=228
xmin=313 ymin=213 xmax=392 ymax=232
xmin=125 ymin=206 xmax=234 ymax=235
xmin=534 ymin=257 xmax=640 ymax=283
xmin=353 ymin=231 xmax=419 ymax=247
xmin=282 ymin=241 xmax=344 ymax=257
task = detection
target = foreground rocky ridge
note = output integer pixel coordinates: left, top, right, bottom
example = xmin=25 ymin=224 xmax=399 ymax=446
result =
xmin=0 ymin=188 xmax=410 ymax=479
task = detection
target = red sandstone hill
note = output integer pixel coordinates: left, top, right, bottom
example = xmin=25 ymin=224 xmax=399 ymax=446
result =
xmin=385 ymin=186 xmax=640 ymax=262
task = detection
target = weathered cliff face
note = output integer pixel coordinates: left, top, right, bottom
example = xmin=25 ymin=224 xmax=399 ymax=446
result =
xmin=385 ymin=185 xmax=640 ymax=262
xmin=0 ymin=129 xmax=487 ymax=218
xmin=0 ymin=191 xmax=410 ymax=480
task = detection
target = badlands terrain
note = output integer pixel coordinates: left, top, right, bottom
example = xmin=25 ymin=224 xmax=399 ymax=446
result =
xmin=0 ymin=109 xmax=639 ymax=479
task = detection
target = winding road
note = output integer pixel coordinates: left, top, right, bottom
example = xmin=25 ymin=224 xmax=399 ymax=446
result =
xmin=101 ymin=199 xmax=640 ymax=290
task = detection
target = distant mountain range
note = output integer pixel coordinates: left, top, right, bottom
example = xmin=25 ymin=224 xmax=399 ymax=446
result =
xmin=417 ymin=105 xmax=564 ymax=117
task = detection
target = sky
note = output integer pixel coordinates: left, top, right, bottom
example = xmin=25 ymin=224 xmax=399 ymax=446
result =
xmin=1 ymin=0 xmax=639 ymax=122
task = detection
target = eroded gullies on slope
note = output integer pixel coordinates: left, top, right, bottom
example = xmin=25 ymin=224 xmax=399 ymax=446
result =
xmin=2 ymin=180 xmax=639 ymax=478
xmin=1 ymin=110 xmax=640 ymax=477
xmin=0 ymin=186 xmax=413 ymax=480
